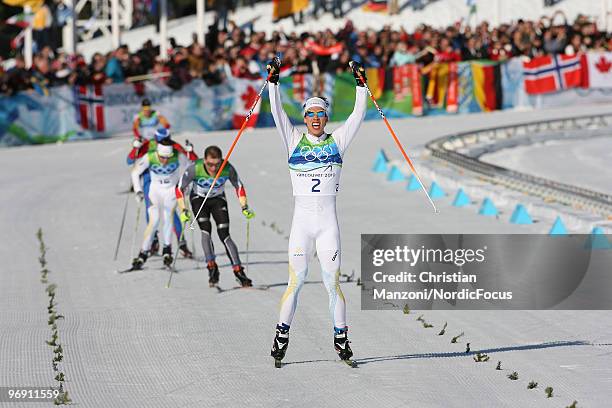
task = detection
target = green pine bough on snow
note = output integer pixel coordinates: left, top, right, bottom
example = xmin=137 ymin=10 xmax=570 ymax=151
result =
xmin=527 ymin=381 xmax=538 ymax=389
xmin=451 ymin=332 xmax=464 ymax=343
xmin=473 ymin=352 xmax=489 ymax=362
xmin=438 ymin=322 xmax=447 ymax=336
xmin=545 ymin=387 xmax=554 ymax=398
xmin=507 ymin=372 xmax=519 ymax=380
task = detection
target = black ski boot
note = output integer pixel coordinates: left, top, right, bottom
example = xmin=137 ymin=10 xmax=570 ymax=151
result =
xmin=179 ymin=240 xmax=193 ymax=259
xmin=131 ymin=251 xmax=148 ymax=270
xmin=233 ymin=265 xmax=252 ymax=287
xmin=207 ymin=261 xmax=219 ymax=287
xmin=334 ymin=327 xmax=354 ymax=365
xmin=271 ymin=323 xmax=290 ymax=368
xmin=150 ymin=233 xmax=160 ymax=255
xmin=162 ymin=246 xmax=173 ymax=267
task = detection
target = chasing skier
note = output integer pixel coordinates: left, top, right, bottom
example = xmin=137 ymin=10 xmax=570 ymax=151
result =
xmin=130 ymin=139 xmax=190 ymax=270
xmin=177 ymin=145 xmax=255 ymax=288
xmin=128 ymin=127 xmax=197 ymax=258
xmin=266 ymin=58 xmax=367 ymax=367
xmin=132 ymin=98 xmax=170 ymax=141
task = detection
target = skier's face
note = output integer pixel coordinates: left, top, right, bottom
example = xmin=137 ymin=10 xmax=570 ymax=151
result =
xmin=304 ymin=108 xmax=327 ymax=137
xmin=205 ymin=156 xmax=221 ymax=175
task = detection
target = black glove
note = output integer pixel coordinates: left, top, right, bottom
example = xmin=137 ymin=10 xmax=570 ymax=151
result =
xmin=349 ymin=61 xmax=367 ymax=87
xmin=266 ymin=57 xmax=281 ymax=84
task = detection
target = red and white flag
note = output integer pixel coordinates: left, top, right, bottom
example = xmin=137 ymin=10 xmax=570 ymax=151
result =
xmin=232 ymin=79 xmax=262 ymax=129
xmin=522 ymin=54 xmax=583 ymax=94
xmin=583 ymin=52 xmax=612 ymax=88
xmin=76 ymin=84 xmax=105 ymax=132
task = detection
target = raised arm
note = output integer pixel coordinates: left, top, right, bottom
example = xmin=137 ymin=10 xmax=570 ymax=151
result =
xmin=268 ymin=83 xmax=297 ymax=155
xmin=267 ymin=58 xmax=299 ymax=155
xmin=334 ymin=63 xmax=368 ymax=156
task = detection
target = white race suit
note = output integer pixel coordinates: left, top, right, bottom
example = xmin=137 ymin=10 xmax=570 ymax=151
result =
xmin=269 ymin=83 xmax=367 ymax=330
xmin=132 ymin=150 xmax=189 ymax=252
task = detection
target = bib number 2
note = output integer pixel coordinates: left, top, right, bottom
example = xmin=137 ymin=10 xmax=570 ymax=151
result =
xmin=311 ymin=178 xmax=321 ymax=192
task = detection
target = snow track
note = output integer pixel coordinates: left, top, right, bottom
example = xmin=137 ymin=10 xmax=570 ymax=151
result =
xmin=1 ymin=104 xmax=612 ymax=407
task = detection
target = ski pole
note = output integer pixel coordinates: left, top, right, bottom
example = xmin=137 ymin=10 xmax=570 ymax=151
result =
xmin=166 ymin=220 xmax=188 ymax=288
xmin=189 ymin=58 xmax=280 ymax=230
xmin=129 ymin=202 xmax=143 ymax=260
xmin=113 ymin=192 xmax=130 ymax=261
xmin=349 ymin=61 xmax=439 ymax=213
xmin=245 ymin=218 xmax=250 ymax=273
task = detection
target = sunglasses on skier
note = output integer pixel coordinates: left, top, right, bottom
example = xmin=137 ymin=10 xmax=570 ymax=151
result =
xmin=304 ymin=111 xmax=327 ymax=118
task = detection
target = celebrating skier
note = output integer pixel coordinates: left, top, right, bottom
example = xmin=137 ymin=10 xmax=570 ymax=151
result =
xmin=130 ymin=139 xmax=190 ymax=269
xmin=266 ymin=58 xmax=367 ymax=366
xmin=177 ymin=145 xmax=255 ymax=288
xmin=128 ymin=127 xmax=197 ymax=258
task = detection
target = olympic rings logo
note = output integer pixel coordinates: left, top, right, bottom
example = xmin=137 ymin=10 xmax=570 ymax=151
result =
xmin=299 ymin=145 xmax=333 ymax=162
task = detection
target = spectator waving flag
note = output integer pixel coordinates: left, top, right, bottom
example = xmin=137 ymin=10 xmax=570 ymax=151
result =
xmin=522 ymin=54 xmax=583 ymax=94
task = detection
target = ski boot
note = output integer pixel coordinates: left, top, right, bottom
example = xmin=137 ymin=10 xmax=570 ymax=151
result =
xmin=207 ymin=261 xmax=220 ymax=287
xmin=131 ymin=251 xmax=148 ymax=270
xmin=233 ymin=265 xmax=252 ymax=287
xmin=150 ymin=233 xmax=160 ymax=255
xmin=271 ymin=323 xmax=290 ymax=368
xmin=179 ymin=240 xmax=193 ymax=259
xmin=162 ymin=246 xmax=173 ymax=267
xmin=334 ymin=327 xmax=355 ymax=367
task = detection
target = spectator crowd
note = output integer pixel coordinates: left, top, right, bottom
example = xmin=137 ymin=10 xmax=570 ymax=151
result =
xmin=1 ymin=6 xmax=610 ymax=96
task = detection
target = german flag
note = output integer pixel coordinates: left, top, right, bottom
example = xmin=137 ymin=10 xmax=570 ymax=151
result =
xmin=471 ymin=61 xmax=502 ymax=112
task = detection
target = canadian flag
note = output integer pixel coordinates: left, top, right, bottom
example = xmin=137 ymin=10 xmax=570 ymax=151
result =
xmin=583 ymin=52 xmax=612 ymax=88
xmin=232 ymin=79 xmax=262 ymax=129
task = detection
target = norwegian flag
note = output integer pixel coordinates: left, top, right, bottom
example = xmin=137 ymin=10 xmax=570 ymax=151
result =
xmin=232 ymin=79 xmax=262 ymax=129
xmin=75 ymin=84 xmax=105 ymax=132
xmin=522 ymin=54 xmax=584 ymax=95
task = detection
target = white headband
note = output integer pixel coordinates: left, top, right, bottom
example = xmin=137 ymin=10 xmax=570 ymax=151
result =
xmin=157 ymin=144 xmax=174 ymax=158
xmin=302 ymin=97 xmax=329 ymax=116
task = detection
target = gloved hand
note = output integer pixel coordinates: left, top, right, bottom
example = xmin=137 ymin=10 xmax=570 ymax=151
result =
xmin=184 ymin=139 xmax=193 ymax=153
xmin=349 ymin=61 xmax=367 ymax=87
xmin=135 ymin=191 xmax=144 ymax=203
xmin=132 ymin=139 xmax=142 ymax=149
xmin=242 ymin=206 xmax=255 ymax=219
xmin=179 ymin=209 xmax=191 ymax=224
xmin=266 ymin=57 xmax=281 ymax=84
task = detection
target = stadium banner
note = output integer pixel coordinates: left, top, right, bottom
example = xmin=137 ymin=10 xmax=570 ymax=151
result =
xmin=0 ymin=85 xmax=90 ymax=147
xmin=500 ymin=56 xmax=529 ymax=109
xmin=101 ymin=79 xmax=235 ymax=135
xmin=5 ymin=54 xmax=612 ymax=147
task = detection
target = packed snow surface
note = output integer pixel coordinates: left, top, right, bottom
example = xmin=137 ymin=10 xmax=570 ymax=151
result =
xmin=1 ymin=104 xmax=612 ymax=407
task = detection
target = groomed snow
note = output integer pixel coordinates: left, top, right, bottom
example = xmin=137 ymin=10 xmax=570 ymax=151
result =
xmin=1 ymin=103 xmax=612 ymax=407
xmin=482 ymin=136 xmax=612 ymax=196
